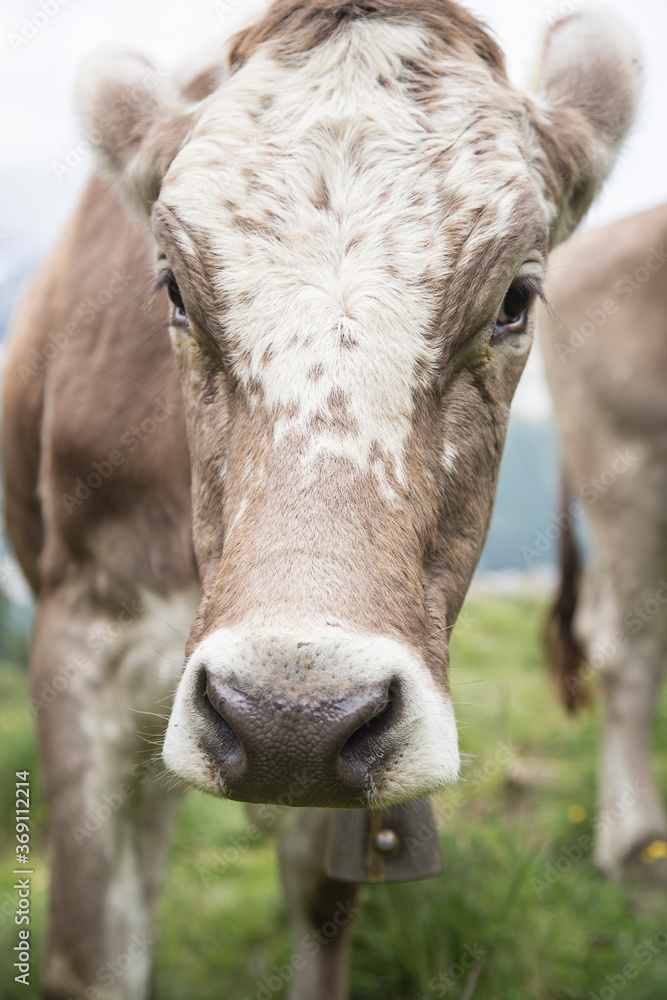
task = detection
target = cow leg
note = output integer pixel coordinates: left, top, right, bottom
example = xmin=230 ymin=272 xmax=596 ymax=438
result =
xmin=278 ymin=809 xmax=360 ymax=1000
xmin=597 ymin=626 xmax=667 ymax=879
xmin=577 ymin=538 xmax=667 ymax=879
xmin=31 ymin=584 xmax=197 ymax=999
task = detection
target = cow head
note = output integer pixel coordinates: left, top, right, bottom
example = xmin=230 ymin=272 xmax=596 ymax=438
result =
xmin=78 ymin=1 xmax=640 ymax=807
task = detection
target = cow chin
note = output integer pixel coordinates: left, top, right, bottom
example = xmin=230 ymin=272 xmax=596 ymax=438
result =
xmin=162 ymin=629 xmax=460 ymax=808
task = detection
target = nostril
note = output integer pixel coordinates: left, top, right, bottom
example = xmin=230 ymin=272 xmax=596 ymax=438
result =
xmin=339 ymin=681 xmax=399 ymax=773
xmin=195 ymin=668 xmax=244 ymax=765
xmin=357 ymin=697 xmax=391 ymax=732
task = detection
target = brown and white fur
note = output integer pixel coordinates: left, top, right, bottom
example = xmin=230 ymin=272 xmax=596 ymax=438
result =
xmin=2 ymin=2 xmax=640 ymax=996
xmin=541 ymin=204 xmax=667 ymax=880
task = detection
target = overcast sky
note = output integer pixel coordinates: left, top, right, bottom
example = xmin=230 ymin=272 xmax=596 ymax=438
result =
xmin=0 ymin=0 xmax=664 ymax=417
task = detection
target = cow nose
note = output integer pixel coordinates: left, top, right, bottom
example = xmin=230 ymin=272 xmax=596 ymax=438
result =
xmin=196 ymin=669 xmax=398 ymax=807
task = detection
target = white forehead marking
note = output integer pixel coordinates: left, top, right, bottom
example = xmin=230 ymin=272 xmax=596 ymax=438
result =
xmin=163 ymin=20 xmax=535 ymax=478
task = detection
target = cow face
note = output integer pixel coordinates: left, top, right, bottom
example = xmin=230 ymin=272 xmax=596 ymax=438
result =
xmin=78 ymin=2 xmax=640 ymax=807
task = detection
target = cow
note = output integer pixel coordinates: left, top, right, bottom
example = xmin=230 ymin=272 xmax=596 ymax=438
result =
xmin=2 ymin=1 xmax=641 ymax=996
xmin=540 ymin=204 xmax=667 ymax=881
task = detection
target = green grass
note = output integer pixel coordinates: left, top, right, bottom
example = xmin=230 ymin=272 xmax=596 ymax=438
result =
xmin=1 ymin=596 xmax=667 ymax=999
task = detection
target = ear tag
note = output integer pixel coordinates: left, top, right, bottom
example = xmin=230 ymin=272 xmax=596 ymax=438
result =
xmin=324 ymin=797 xmax=444 ymax=884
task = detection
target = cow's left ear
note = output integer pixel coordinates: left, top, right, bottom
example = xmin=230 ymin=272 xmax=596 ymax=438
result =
xmin=76 ymin=50 xmax=195 ymax=215
xmin=530 ymin=10 xmax=641 ymax=247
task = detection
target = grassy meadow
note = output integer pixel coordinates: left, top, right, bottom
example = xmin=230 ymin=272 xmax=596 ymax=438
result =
xmin=2 ymin=595 xmax=667 ymax=999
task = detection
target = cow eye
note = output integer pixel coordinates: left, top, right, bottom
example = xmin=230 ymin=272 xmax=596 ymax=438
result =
xmin=493 ymin=279 xmax=539 ymax=337
xmin=166 ymin=274 xmax=189 ymax=325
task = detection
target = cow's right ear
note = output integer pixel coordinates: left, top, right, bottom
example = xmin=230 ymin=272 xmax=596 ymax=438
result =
xmin=530 ymin=10 xmax=642 ymax=247
xmin=76 ymin=50 xmax=195 ymax=215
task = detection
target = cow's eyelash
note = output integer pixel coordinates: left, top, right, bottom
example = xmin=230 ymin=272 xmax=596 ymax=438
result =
xmin=152 ymin=269 xmax=173 ymax=296
xmin=515 ymin=275 xmax=549 ymax=313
